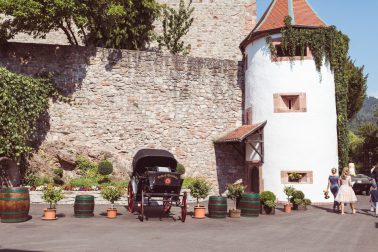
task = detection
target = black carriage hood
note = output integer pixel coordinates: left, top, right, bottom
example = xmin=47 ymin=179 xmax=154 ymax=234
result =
xmin=132 ymin=149 xmax=178 ymax=175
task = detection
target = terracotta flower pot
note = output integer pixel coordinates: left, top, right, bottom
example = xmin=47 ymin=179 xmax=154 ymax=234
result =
xmin=107 ymin=208 xmax=117 ymax=219
xmin=43 ymin=208 xmax=57 ymax=220
xmin=229 ymin=209 xmax=241 ymax=218
xmin=193 ymin=206 xmax=206 ymax=219
xmin=284 ymin=203 xmax=292 ymax=213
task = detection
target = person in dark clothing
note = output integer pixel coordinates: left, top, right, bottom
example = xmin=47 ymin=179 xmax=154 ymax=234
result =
xmin=371 ymin=164 xmax=378 ymax=185
xmin=369 ymin=183 xmax=378 ymax=216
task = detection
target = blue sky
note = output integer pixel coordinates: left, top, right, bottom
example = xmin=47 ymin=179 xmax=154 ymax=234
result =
xmin=256 ymin=0 xmax=378 ymax=98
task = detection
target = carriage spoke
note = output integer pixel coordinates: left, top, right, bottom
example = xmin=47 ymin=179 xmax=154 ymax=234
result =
xmin=181 ymin=192 xmax=187 ymax=222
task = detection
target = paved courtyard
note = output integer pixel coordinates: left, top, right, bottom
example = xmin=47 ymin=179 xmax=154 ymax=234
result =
xmin=0 ymin=195 xmax=377 ymax=252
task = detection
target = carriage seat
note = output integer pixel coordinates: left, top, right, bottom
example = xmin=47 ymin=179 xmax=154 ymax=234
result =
xmin=145 ymin=166 xmax=172 ymax=172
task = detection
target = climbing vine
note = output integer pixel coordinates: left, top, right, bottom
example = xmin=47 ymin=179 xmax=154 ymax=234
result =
xmin=0 ymin=68 xmax=59 ymax=161
xmin=267 ymin=17 xmax=350 ymax=167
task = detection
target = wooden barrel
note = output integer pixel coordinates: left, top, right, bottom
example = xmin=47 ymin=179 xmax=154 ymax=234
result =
xmin=0 ymin=187 xmax=30 ymax=223
xmin=208 ymin=196 xmax=227 ymax=218
xmin=240 ymin=193 xmax=260 ymax=217
xmin=74 ymin=195 xmax=95 ymax=218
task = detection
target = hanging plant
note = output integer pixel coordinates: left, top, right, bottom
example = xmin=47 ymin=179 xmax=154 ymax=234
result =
xmin=266 ymin=16 xmax=350 ymax=167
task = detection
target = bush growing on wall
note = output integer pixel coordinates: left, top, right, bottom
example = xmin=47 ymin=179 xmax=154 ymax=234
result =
xmin=0 ymin=68 xmax=57 ymax=161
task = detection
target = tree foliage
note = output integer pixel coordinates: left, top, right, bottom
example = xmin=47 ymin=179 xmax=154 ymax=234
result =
xmin=346 ymin=57 xmax=368 ymax=121
xmin=0 ymin=0 xmax=161 ymax=49
xmin=156 ymin=0 xmax=194 ymax=55
xmin=0 ymin=68 xmax=56 ymax=161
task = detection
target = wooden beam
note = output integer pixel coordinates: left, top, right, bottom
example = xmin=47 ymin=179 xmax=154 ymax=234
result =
xmin=248 ymin=143 xmax=263 ymax=162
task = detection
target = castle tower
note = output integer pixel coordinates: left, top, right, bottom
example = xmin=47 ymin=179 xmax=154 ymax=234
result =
xmin=240 ymin=0 xmax=338 ymax=203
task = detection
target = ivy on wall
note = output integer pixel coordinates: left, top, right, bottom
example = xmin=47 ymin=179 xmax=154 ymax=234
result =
xmin=0 ymin=68 xmax=58 ymax=161
xmin=267 ymin=17 xmax=350 ymax=167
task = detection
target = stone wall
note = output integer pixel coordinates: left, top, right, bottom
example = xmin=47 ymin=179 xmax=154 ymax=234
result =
xmin=0 ymin=42 xmax=244 ymax=192
xmin=8 ymin=0 xmax=256 ymax=60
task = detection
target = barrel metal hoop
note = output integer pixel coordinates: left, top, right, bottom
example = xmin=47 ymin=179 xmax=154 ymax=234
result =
xmin=0 ymin=197 xmax=30 ymax=201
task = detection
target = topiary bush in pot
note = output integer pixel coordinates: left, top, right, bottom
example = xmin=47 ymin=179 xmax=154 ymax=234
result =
xmin=42 ymin=185 xmax=64 ymax=220
xmin=260 ymin=191 xmax=276 ymax=215
xmin=101 ymin=186 xmax=125 ymax=219
xmin=226 ymin=183 xmax=246 ymax=218
xmin=188 ymin=178 xmax=212 ymax=219
xmin=283 ymin=185 xmax=295 ymax=213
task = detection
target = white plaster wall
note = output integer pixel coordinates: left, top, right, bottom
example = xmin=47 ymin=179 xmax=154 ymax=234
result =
xmin=245 ymin=35 xmax=339 ymax=203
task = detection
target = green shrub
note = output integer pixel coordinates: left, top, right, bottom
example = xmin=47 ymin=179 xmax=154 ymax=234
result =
xmin=226 ymin=183 xmax=246 ymax=209
xmin=53 ymin=176 xmax=64 ymax=186
xmin=98 ymin=160 xmax=113 ymax=175
xmin=67 ymin=177 xmax=99 ymax=187
xmin=53 ymin=168 xmax=64 ymax=177
xmin=101 ymin=186 xmax=125 ymax=209
xmin=182 ymin=176 xmax=195 ymax=189
xmin=24 ymin=174 xmax=51 ymax=187
xmin=102 ymin=179 xmax=129 ymax=188
xmin=260 ymin=191 xmax=276 ymax=208
xmin=176 ymin=163 xmax=185 ymax=174
xmin=42 ymin=185 xmax=64 ymax=209
xmin=303 ymin=198 xmax=312 ymax=206
xmin=187 ymin=178 xmax=212 ymax=207
xmin=291 ymin=190 xmax=305 ymax=202
xmin=76 ymin=156 xmax=97 ymax=172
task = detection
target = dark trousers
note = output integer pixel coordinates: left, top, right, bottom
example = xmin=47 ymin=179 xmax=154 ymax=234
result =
xmin=330 ymin=186 xmax=339 ymax=209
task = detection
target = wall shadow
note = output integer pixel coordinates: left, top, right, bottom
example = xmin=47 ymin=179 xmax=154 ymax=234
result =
xmin=214 ymin=143 xmax=245 ymax=195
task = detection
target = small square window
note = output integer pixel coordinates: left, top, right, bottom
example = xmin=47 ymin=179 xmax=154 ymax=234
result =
xmin=281 ymin=171 xmax=313 ymax=184
xmin=275 ymin=44 xmax=307 ymax=58
xmin=273 ymin=93 xmax=306 ymax=113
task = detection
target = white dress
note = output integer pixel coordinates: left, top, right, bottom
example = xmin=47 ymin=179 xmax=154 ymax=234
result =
xmin=335 ymin=176 xmax=357 ymax=203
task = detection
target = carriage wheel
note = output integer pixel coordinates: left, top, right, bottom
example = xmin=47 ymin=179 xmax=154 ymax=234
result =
xmin=127 ymin=181 xmax=134 ymax=213
xmin=138 ymin=190 xmax=144 ymax=222
xmin=181 ymin=192 xmax=187 ymax=222
xmin=163 ymin=197 xmax=172 ymax=213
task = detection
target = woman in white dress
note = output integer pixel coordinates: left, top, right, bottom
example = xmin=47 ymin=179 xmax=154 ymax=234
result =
xmin=335 ymin=167 xmax=357 ymax=215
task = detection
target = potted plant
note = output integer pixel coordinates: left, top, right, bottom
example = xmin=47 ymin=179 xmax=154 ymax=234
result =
xmin=260 ymin=191 xmax=276 ymax=215
xmin=42 ymin=184 xmax=64 ymax=220
xmin=226 ymin=183 xmax=246 ymax=218
xmin=101 ymin=186 xmax=124 ymax=218
xmin=283 ymin=186 xmax=295 ymax=213
xmin=188 ymin=178 xmax=211 ymax=219
xmin=291 ymin=190 xmax=311 ymax=210
xmin=288 ymin=172 xmax=303 ymax=182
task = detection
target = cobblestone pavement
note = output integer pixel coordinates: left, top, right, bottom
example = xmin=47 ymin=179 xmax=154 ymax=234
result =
xmin=0 ymin=195 xmax=377 ymax=252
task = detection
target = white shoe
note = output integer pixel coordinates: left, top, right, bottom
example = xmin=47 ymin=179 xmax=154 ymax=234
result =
xmin=371 ymin=207 xmax=375 ymax=212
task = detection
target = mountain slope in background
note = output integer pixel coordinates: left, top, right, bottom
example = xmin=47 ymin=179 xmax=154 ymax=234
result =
xmin=349 ymin=96 xmax=378 ymax=131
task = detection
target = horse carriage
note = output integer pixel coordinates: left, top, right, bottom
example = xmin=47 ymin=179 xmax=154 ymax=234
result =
xmin=127 ymin=149 xmax=187 ymax=222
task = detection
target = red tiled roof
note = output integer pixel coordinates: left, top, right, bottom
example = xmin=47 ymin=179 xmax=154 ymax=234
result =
xmin=253 ymin=0 xmax=326 ymax=33
xmin=240 ymin=0 xmax=326 ymax=50
xmin=217 ymin=121 xmax=267 ymax=143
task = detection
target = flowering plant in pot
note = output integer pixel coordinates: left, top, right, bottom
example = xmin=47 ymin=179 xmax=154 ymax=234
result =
xmin=226 ymin=183 xmax=246 ymax=218
xmin=188 ymin=178 xmax=211 ymax=219
xmin=101 ymin=186 xmax=124 ymax=218
xmin=42 ymin=185 xmax=64 ymax=220
xmin=260 ymin=191 xmax=276 ymax=215
xmin=283 ymin=186 xmax=295 ymax=213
